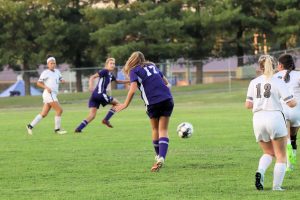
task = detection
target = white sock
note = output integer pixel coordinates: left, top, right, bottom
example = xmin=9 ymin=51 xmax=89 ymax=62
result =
xmin=258 ymin=154 xmax=273 ymax=174
xmin=30 ymin=114 xmax=43 ymax=127
xmin=55 ymin=116 xmax=61 ymax=130
xmin=273 ymin=163 xmax=286 ymax=189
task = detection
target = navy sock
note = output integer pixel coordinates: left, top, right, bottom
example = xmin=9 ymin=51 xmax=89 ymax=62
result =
xmin=76 ymin=120 xmax=88 ymax=131
xmin=104 ymin=109 xmax=115 ymax=121
xmin=159 ymin=137 xmax=169 ymax=159
xmin=152 ymin=140 xmax=159 ymax=155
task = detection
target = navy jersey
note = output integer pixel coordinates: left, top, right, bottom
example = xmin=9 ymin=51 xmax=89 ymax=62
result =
xmin=129 ymin=64 xmax=172 ymax=105
xmin=93 ymin=69 xmax=116 ymax=95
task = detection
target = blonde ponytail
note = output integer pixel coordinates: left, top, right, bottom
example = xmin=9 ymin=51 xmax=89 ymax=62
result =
xmin=258 ymin=55 xmax=276 ymax=79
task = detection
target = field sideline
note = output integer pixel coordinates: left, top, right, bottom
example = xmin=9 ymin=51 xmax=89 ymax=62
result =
xmin=0 ymin=80 xmax=299 ymax=200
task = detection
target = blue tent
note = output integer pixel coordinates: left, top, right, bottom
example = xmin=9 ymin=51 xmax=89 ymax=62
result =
xmin=0 ymin=80 xmax=42 ymax=97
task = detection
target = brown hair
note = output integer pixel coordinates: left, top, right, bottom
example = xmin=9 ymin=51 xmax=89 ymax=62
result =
xmin=278 ymin=54 xmax=295 ymax=83
xmin=123 ymin=51 xmax=154 ymax=75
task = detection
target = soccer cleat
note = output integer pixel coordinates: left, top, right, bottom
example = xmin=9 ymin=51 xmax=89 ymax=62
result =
xmin=74 ymin=129 xmax=82 ymax=133
xmin=255 ymin=171 xmax=264 ymax=190
xmin=286 ymin=163 xmax=294 ymax=172
xmin=151 ymin=157 xmax=164 ymax=172
xmin=55 ymin=129 xmax=67 ymax=135
xmin=102 ymin=119 xmax=113 ymax=128
xmin=26 ymin=124 xmax=33 ymax=135
xmin=272 ymin=186 xmax=285 ymax=191
xmin=287 ymin=144 xmax=296 ymax=165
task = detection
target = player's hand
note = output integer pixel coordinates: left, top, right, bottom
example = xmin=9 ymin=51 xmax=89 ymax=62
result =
xmin=89 ymin=87 xmax=93 ymax=92
xmin=115 ymin=104 xmax=127 ymax=112
xmin=46 ymin=87 xmax=52 ymax=93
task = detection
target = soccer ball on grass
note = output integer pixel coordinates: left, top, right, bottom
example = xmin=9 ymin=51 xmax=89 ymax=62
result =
xmin=177 ymin=122 xmax=193 ymax=138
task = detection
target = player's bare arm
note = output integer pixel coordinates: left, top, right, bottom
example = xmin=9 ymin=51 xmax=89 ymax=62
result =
xmin=88 ymin=73 xmax=99 ymax=92
xmin=37 ymin=81 xmax=51 ymax=93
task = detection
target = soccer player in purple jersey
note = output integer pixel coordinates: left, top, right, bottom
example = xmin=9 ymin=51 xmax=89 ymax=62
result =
xmin=115 ymin=51 xmax=174 ymax=172
xmin=75 ymin=58 xmax=129 ymax=133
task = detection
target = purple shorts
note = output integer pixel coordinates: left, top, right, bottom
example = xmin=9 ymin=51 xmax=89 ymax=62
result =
xmin=146 ymin=99 xmax=174 ymax=119
xmin=88 ymin=93 xmax=113 ymax=109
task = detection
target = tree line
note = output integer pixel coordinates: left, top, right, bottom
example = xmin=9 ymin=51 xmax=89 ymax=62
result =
xmin=0 ymin=0 xmax=299 ymax=94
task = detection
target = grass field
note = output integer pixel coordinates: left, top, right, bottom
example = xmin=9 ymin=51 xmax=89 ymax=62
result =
xmin=0 ymin=80 xmax=299 ymax=200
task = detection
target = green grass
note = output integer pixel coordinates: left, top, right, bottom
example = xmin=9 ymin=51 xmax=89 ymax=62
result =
xmin=0 ymin=80 xmax=299 ymax=199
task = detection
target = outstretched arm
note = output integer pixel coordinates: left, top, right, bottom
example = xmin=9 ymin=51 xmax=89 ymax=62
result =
xmin=89 ymin=73 xmax=99 ymax=92
xmin=115 ymin=79 xmax=130 ymax=84
xmin=115 ymin=82 xmax=138 ymax=112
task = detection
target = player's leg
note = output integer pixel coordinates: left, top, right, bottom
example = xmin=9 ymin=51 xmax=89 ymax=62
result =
xmin=150 ymin=118 xmax=159 ymax=160
xmin=26 ymin=103 xmax=51 ymax=135
xmin=272 ymin=136 xmax=287 ymax=190
xmin=75 ymin=107 xmax=98 ymax=133
xmin=255 ymin=141 xmax=274 ymax=190
xmin=290 ymin=126 xmax=298 ymax=161
xmin=102 ymin=98 xmax=119 ymax=128
xmin=50 ymin=101 xmax=66 ymax=134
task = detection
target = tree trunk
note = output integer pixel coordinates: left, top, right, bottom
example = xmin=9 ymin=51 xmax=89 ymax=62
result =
xmin=75 ymin=52 xmax=83 ymax=92
xmin=23 ymin=61 xmax=31 ymax=96
xmin=236 ymin=25 xmax=244 ymax=67
xmin=75 ymin=70 xmax=83 ymax=92
xmin=195 ymin=61 xmax=203 ymax=84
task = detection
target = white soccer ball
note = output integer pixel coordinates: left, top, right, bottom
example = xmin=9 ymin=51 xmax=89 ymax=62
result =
xmin=177 ymin=122 xmax=193 ymax=138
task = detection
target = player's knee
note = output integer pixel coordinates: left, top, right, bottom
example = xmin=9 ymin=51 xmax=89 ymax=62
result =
xmin=41 ymin=113 xmax=47 ymax=118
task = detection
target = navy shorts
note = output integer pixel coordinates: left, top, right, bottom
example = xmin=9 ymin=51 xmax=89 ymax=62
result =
xmin=88 ymin=93 xmax=113 ymax=109
xmin=146 ymin=99 xmax=174 ymax=119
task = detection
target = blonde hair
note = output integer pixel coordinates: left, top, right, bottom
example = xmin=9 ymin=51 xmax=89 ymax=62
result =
xmin=258 ymin=55 xmax=276 ymax=79
xmin=105 ymin=57 xmax=115 ymax=68
xmin=123 ymin=51 xmax=153 ymax=75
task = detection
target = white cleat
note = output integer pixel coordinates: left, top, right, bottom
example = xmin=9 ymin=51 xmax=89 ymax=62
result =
xmin=151 ymin=157 xmax=165 ymax=172
xmin=26 ymin=125 xmax=33 ymax=135
xmin=273 ymin=186 xmax=285 ymax=191
xmin=55 ymin=129 xmax=67 ymax=135
xmin=154 ymin=155 xmax=159 ymax=162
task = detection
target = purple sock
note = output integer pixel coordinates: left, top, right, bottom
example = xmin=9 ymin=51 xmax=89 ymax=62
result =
xmin=104 ymin=109 xmax=115 ymax=121
xmin=159 ymin=137 xmax=169 ymax=159
xmin=76 ymin=120 xmax=88 ymax=131
xmin=152 ymin=140 xmax=159 ymax=155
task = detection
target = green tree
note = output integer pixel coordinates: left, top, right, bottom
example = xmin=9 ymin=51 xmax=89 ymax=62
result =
xmin=274 ymin=0 xmax=300 ymax=49
xmin=0 ymin=0 xmax=66 ymax=95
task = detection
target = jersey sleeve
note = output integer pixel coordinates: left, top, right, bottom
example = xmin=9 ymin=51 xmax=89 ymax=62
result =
xmin=99 ymin=69 xmax=108 ymax=77
xmin=246 ymin=80 xmax=254 ymax=102
xmin=57 ymin=70 xmax=63 ymax=81
xmin=111 ymin=74 xmax=116 ymax=82
xmin=38 ymin=71 xmax=48 ymax=82
xmin=277 ymin=79 xmax=294 ymax=103
xmin=129 ymin=69 xmax=138 ymax=83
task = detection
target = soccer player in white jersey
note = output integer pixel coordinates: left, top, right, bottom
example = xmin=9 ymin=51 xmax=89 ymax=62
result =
xmin=245 ymin=55 xmax=297 ymax=191
xmin=26 ymin=56 xmax=67 ymax=135
xmin=275 ymin=54 xmax=300 ymax=171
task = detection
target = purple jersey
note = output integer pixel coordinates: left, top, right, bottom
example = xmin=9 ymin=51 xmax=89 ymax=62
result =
xmin=93 ymin=69 xmax=116 ymax=95
xmin=130 ymin=64 xmax=172 ymax=105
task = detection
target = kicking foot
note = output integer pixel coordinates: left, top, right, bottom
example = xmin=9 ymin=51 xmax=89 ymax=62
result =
xmin=102 ymin=119 xmax=113 ymax=128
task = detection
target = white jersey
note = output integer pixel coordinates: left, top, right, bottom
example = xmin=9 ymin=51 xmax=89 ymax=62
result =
xmin=275 ymin=70 xmax=300 ymax=100
xmin=38 ymin=69 xmax=63 ymax=94
xmin=275 ymin=70 xmax=300 ymax=127
xmin=246 ymin=75 xmax=293 ymax=113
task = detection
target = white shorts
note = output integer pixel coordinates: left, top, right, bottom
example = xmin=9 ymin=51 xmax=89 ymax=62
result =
xmin=43 ymin=90 xmax=58 ymax=104
xmin=282 ymin=102 xmax=300 ymax=127
xmin=253 ymin=111 xmax=287 ymax=142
